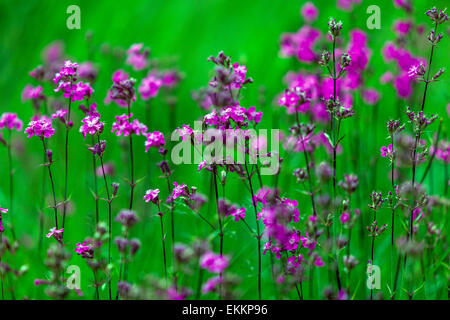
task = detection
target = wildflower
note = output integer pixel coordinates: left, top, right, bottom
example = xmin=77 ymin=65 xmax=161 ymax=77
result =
xmin=202 ymin=276 xmax=222 ymax=294
xmin=126 ymin=43 xmax=149 ymax=71
xmin=394 ymin=20 xmax=412 ymax=36
xmin=144 ymin=131 xmax=165 ymax=152
xmin=139 ymin=73 xmax=162 ymax=100
xmin=25 ymin=119 xmax=55 ymax=139
xmin=71 ymin=81 xmax=94 ymax=101
xmin=0 ymin=113 xmax=23 ymax=131
xmin=200 ymin=251 xmax=229 ymax=273
xmin=88 ymin=140 xmax=106 ymax=157
xmin=75 ymin=241 xmax=93 ymax=258
xmin=46 ymin=227 xmax=64 ymax=243
xmin=105 ymin=70 xmax=136 ymax=107
xmin=328 ymin=18 xmax=343 ymax=39
xmin=301 ymin=2 xmax=318 ymax=22
xmin=177 ymin=125 xmax=193 ymax=141
xmin=22 ymin=85 xmax=45 ymax=102
xmin=386 ymin=120 xmax=404 ymax=135
xmin=78 ymin=62 xmax=98 ymax=82
xmin=171 ymin=182 xmax=188 ymax=200
xmin=144 ymin=189 xmax=160 ymax=204
xmin=53 ymin=60 xmax=78 ymax=96
xmin=340 ymin=211 xmax=350 ymax=224
xmin=314 ymin=255 xmax=325 ymax=267
xmin=115 ymin=209 xmax=139 ymax=229
xmin=80 ymin=115 xmax=104 ymax=139
xmin=425 ymin=7 xmax=448 ymax=24
xmin=380 ymin=144 xmax=395 ymax=160
xmin=112 ymin=113 xmax=147 ymax=137
xmin=339 ymin=174 xmax=359 ymax=194
xmin=408 ymin=63 xmax=426 ymax=79
xmin=230 ymin=207 xmax=246 ymax=222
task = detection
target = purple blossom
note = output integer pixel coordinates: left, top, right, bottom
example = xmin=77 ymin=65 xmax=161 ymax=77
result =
xmin=25 ymin=119 xmax=55 ymax=139
xmin=139 ymin=73 xmax=162 ymax=100
xmin=0 ymin=113 xmax=23 ymax=131
xmin=301 ymin=2 xmax=318 ymax=22
xmin=144 ymin=189 xmax=160 ymax=204
xmin=80 ymin=115 xmax=104 ymax=139
xmin=145 ymin=131 xmax=165 ymax=152
xmin=200 ymin=251 xmax=229 ymax=274
xmin=21 ymin=84 xmax=45 ymax=102
xmin=126 ymin=43 xmax=149 ymax=71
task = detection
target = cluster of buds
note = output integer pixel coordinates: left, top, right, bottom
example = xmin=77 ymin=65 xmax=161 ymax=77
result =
xmin=114 ymin=237 xmax=141 ymax=257
xmin=328 ymin=18 xmax=343 ymax=39
xmin=88 ymin=140 xmax=106 ymax=157
xmin=343 ymin=255 xmax=359 ymax=271
xmin=368 ymin=192 xmax=385 ymax=211
xmin=35 ymin=244 xmax=73 ymax=299
xmin=425 ymin=7 xmax=448 ymax=24
xmin=318 ymin=50 xmax=331 ymax=67
xmin=115 ymin=209 xmax=139 ymax=231
xmin=405 ymin=106 xmax=438 ymax=134
xmin=335 ymin=105 xmax=355 ymax=120
xmin=427 ymin=29 xmax=444 ymax=46
xmin=367 ymin=221 xmax=388 ymax=237
xmin=293 ymin=168 xmax=308 ymax=183
xmin=386 ymin=120 xmax=404 ymax=136
xmin=110 ymin=77 xmax=137 ymax=106
xmin=338 ymin=174 xmax=359 ymax=195
xmin=316 ymin=162 xmax=332 ymax=182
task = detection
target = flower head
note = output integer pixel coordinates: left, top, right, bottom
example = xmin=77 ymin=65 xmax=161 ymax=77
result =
xmin=145 ymin=131 xmax=165 ymax=152
xmin=80 ymin=115 xmax=104 ymax=139
xmin=144 ymin=189 xmax=160 ymax=205
xmin=200 ymin=251 xmax=229 ymax=273
xmin=0 ymin=113 xmax=23 ymax=131
xmin=25 ymin=119 xmax=55 ymax=139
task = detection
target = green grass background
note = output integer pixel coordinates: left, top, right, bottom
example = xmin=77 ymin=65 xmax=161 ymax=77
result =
xmin=0 ymin=0 xmax=448 ymax=299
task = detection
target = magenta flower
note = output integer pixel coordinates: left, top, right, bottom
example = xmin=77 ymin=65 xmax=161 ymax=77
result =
xmin=21 ymin=84 xmax=45 ymax=102
xmin=380 ymin=144 xmax=395 ymax=159
xmin=301 ymin=2 xmax=318 ymax=22
xmin=144 ymin=131 xmax=165 ymax=152
xmin=176 ymin=125 xmax=193 ymax=141
xmin=202 ymin=276 xmax=222 ymax=294
xmin=231 ymin=63 xmax=248 ymax=89
xmin=46 ymin=227 xmax=64 ymax=242
xmin=51 ymin=109 xmax=68 ymax=121
xmin=144 ymin=189 xmax=160 ymax=204
xmin=139 ymin=74 xmax=162 ymax=100
xmin=112 ymin=113 xmax=147 ymax=137
xmin=0 ymin=113 xmax=23 ymax=131
xmin=25 ymin=119 xmax=55 ymax=139
xmin=314 ymin=255 xmax=325 ymax=267
xmin=80 ymin=115 xmax=104 ymax=139
xmin=200 ymin=251 xmax=229 ymax=274
xmin=105 ymin=70 xmax=136 ymax=107
xmin=75 ymin=241 xmax=94 ymax=258
xmin=362 ymin=89 xmax=380 ymax=105
xmin=53 ymin=60 xmax=78 ymax=95
xmin=88 ymin=140 xmax=106 ymax=157
xmin=71 ymin=81 xmax=94 ymax=101
xmin=171 ymin=182 xmax=188 ymax=200
xmin=340 ymin=211 xmax=350 ymax=224
xmin=230 ymin=207 xmax=246 ymax=222
xmin=394 ymin=20 xmax=412 ymax=36
xmin=126 ymin=43 xmax=149 ymax=71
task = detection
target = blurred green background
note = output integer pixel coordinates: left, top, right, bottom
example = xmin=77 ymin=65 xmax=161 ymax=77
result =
xmin=0 ymin=0 xmax=448 ymax=299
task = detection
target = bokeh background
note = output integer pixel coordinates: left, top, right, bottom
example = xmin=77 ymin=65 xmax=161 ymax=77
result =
xmin=0 ymin=0 xmax=448 ymax=299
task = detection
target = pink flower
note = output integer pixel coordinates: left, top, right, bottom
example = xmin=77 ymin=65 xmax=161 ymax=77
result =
xmin=0 ymin=113 xmax=23 ymax=131
xmin=75 ymin=241 xmax=93 ymax=258
xmin=177 ymin=125 xmax=193 ymax=141
xmin=53 ymin=60 xmax=78 ymax=95
xmin=380 ymin=71 xmax=394 ymax=84
xmin=46 ymin=227 xmax=64 ymax=242
xmin=301 ymin=2 xmax=318 ymax=22
xmin=144 ymin=189 xmax=160 ymax=204
xmin=314 ymin=255 xmax=325 ymax=267
xmin=126 ymin=43 xmax=149 ymax=71
xmin=202 ymin=276 xmax=222 ymax=294
xmin=340 ymin=212 xmax=350 ymax=224
xmin=52 ymin=109 xmax=68 ymax=121
xmin=112 ymin=114 xmax=147 ymax=137
xmin=172 ymin=182 xmax=188 ymax=200
xmin=80 ymin=115 xmax=104 ymax=139
xmin=230 ymin=207 xmax=246 ymax=222
xmin=139 ymin=74 xmax=162 ymax=100
xmin=22 ymin=85 xmax=45 ymax=102
xmin=394 ymin=73 xmax=412 ymax=99
xmin=394 ymin=20 xmax=412 ymax=36
xmin=71 ymin=82 xmax=94 ymax=101
xmin=380 ymin=144 xmax=394 ymax=158
xmin=25 ymin=119 xmax=55 ymax=139
xmin=105 ymin=70 xmax=136 ymax=107
xmin=231 ymin=63 xmax=248 ymax=89
xmin=362 ymin=89 xmax=380 ymax=105
xmin=200 ymin=251 xmax=229 ymax=273
xmin=145 ymin=131 xmax=165 ymax=152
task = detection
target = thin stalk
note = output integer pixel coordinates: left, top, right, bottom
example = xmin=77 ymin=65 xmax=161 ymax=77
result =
xmin=127 ymin=102 xmax=135 ymax=210
xmin=370 ymin=212 xmax=377 ymax=300
xmin=244 ymin=162 xmax=262 ymax=300
xmin=157 ymin=203 xmax=168 ymax=287
xmin=98 ymin=146 xmax=112 ymax=300
xmin=91 ymin=136 xmax=99 ymax=225
xmin=42 ymin=138 xmax=59 ymax=230
xmin=212 ymin=168 xmax=223 ymax=299
xmin=62 ymin=96 xmax=72 ymax=235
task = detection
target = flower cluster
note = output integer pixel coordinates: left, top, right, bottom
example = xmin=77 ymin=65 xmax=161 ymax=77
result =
xmin=126 ymin=43 xmax=149 ymax=71
xmin=200 ymin=251 xmax=229 ymax=274
xmin=112 ymin=113 xmax=147 ymax=137
xmin=105 ymin=70 xmax=137 ymax=107
xmin=0 ymin=113 xmax=23 ymax=131
xmin=25 ymin=118 xmax=55 ymax=139
xmin=144 ymin=131 xmax=165 ymax=152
